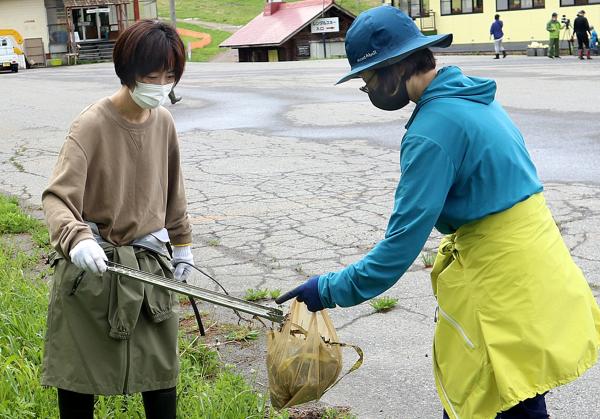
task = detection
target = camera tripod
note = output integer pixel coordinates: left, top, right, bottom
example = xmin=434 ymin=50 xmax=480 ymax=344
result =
xmin=562 ymin=25 xmax=574 ymax=55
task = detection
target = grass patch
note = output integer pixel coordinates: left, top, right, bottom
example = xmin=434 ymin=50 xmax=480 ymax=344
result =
xmin=323 ymin=407 xmax=358 ymax=419
xmin=9 ymin=156 xmax=24 ymax=172
xmin=222 ymin=325 xmax=260 ymax=343
xmin=207 ymin=238 xmax=220 ymax=246
xmin=0 ymin=195 xmax=285 ymax=418
xmin=176 ymin=21 xmax=232 ymax=62
xmin=0 ymin=195 xmax=49 ymax=247
xmin=244 ymin=288 xmax=270 ymax=301
xmin=9 ymin=146 xmax=26 ymax=173
xmin=244 ymin=288 xmax=281 ymax=302
xmin=0 ymin=195 xmax=40 ymax=234
xmin=421 ymin=250 xmax=436 ymax=268
xmin=158 ymin=0 xmax=381 ymax=26
xmin=370 ymin=296 xmax=398 ymax=313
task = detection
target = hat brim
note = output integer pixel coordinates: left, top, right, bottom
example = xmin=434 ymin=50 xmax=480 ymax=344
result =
xmin=335 ymin=33 xmax=453 ymax=85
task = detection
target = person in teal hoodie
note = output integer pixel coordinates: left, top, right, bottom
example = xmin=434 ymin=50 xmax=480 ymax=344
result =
xmin=591 ymin=26 xmax=598 ymax=55
xmin=277 ymin=6 xmax=600 ymax=419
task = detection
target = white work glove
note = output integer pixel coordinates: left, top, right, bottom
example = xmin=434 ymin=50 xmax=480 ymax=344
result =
xmin=172 ymin=245 xmax=194 ymax=282
xmin=69 ymin=239 xmax=108 ymax=276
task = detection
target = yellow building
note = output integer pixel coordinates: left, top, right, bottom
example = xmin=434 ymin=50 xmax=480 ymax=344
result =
xmin=385 ymin=0 xmax=599 ymax=49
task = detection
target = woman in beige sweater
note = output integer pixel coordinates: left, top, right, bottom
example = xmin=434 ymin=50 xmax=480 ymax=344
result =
xmin=41 ymin=20 xmax=193 ymax=419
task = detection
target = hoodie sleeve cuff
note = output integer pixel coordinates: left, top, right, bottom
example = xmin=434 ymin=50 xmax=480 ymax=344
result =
xmin=317 ymin=274 xmax=337 ymax=309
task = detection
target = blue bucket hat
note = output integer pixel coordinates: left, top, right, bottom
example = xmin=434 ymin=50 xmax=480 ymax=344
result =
xmin=336 ymin=6 xmax=452 ymax=84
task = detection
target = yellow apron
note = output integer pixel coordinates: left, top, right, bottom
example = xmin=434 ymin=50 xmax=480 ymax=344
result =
xmin=431 ymin=193 xmax=600 ymax=419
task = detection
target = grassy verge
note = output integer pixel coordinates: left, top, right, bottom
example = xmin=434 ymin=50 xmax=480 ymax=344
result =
xmin=158 ymin=0 xmax=382 ymax=26
xmin=0 ymin=194 xmax=285 ymax=418
xmin=0 ymin=195 xmax=48 ymax=246
xmin=0 ymin=195 xmax=55 ymax=417
xmin=176 ymin=21 xmax=232 ymax=62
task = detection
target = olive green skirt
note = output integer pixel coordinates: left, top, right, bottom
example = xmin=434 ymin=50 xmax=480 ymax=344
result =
xmin=41 ymin=245 xmax=179 ymax=395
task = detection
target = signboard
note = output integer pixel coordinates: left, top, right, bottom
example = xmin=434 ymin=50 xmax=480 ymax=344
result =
xmin=86 ymin=8 xmax=110 ymax=14
xmin=311 ymin=17 xmax=339 ymax=33
xmin=297 ymin=44 xmax=310 ymax=57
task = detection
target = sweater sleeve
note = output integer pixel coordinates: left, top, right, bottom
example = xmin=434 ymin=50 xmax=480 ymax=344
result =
xmin=42 ymin=136 xmax=94 ymax=256
xmin=165 ymin=123 xmax=192 ymax=246
xmin=318 ymin=136 xmax=456 ymax=308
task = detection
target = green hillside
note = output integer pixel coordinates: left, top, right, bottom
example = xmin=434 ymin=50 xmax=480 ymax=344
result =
xmin=158 ymin=0 xmax=381 ymax=26
xmin=176 ymin=22 xmax=231 ymax=62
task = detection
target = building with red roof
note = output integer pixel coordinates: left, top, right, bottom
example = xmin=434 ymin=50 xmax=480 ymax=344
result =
xmin=220 ymin=0 xmax=355 ymax=62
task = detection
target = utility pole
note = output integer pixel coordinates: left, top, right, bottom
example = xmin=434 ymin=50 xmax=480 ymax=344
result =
xmin=322 ymin=0 xmax=326 ymax=59
xmin=133 ymin=0 xmax=140 ymax=21
xmin=169 ymin=0 xmax=176 ymax=26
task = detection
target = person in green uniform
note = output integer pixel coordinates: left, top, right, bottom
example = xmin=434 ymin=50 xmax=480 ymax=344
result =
xmin=547 ymin=12 xmax=563 ymax=58
xmin=41 ymin=20 xmax=194 ymax=419
xmin=278 ymin=6 xmax=600 ymax=418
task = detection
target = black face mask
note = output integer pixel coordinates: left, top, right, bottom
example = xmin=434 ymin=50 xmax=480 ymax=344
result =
xmin=367 ymin=77 xmax=410 ymax=111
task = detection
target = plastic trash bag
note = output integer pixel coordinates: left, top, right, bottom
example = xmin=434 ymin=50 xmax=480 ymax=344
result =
xmin=267 ymin=300 xmax=362 ymax=410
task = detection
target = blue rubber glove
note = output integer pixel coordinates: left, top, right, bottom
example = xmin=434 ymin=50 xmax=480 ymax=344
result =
xmin=275 ymin=275 xmax=324 ymax=312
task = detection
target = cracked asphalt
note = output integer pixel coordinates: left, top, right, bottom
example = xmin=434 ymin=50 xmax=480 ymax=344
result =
xmin=1 ymin=55 xmax=599 ymax=418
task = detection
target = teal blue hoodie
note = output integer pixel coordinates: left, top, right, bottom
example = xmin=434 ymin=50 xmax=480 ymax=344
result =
xmin=319 ymin=66 xmax=543 ymax=308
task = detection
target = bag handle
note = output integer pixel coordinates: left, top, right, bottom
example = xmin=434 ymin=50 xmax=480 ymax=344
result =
xmin=322 ymin=339 xmax=364 ymax=395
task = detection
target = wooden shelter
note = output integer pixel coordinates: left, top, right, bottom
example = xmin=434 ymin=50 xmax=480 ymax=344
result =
xmin=64 ymin=0 xmax=129 ymax=54
xmin=220 ymin=0 xmax=355 ymax=62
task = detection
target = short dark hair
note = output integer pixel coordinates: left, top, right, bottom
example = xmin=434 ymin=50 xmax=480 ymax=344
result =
xmin=375 ymin=48 xmax=436 ymax=95
xmin=495 ymin=14 xmax=500 ymax=20
xmin=113 ymin=20 xmax=185 ymax=88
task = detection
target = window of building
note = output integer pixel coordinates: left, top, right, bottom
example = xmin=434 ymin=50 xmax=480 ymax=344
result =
xmin=398 ymin=0 xmax=432 ymax=17
xmin=560 ymin=0 xmax=600 ymax=6
xmin=441 ymin=0 xmax=483 ymax=15
xmin=496 ymin=0 xmax=545 ymax=11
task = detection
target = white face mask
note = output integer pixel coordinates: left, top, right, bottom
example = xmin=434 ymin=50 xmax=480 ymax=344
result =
xmin=129 ymin=81 xmax=174 ymax=109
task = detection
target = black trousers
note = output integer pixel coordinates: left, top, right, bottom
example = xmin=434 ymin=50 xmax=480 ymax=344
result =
xmin=576 ymin=32 xmax=590 ymax=50
xmin=57 ymin=387 xmax=176 ymax=419
xmin=443 ymin=393 xmax=549 ymax=419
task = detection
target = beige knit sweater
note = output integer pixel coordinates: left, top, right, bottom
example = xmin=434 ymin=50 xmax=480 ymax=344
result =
xmin=43 ymin=97 xmax=192 ymax=256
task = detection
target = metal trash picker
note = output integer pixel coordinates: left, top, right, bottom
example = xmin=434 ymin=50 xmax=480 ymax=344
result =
xmin=106 ymin=261 xmax=285 ymax=324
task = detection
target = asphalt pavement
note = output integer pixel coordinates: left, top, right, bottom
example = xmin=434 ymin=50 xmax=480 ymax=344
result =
xmin=1 ymin=55 xmax=599 ymax=418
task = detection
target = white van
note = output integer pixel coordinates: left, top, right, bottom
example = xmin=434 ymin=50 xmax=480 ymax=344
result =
xmin=0 ymin=36 xmax=19 ymax=73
